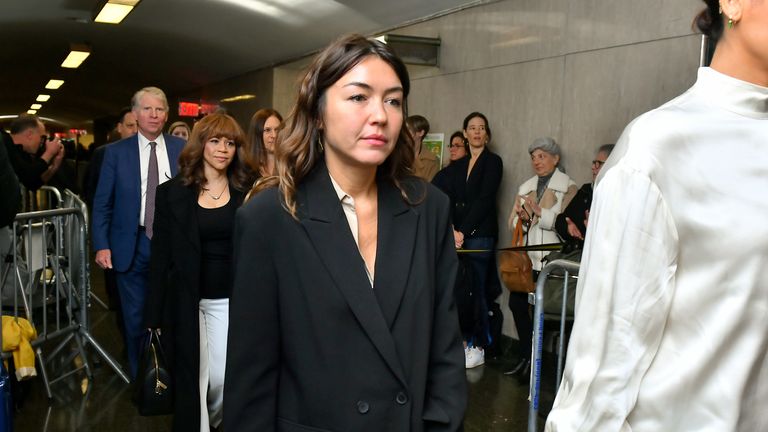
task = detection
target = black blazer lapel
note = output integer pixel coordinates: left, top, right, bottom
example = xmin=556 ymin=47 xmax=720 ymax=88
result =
xmin=466 ymin=147 xmax=488 ymax=188
xmin=298 ymin=164 xmax=407 ymax=386
xmin=373 ymin=179 xmax=418 ymax=329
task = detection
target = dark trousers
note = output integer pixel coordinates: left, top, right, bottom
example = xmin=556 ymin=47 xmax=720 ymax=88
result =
xmin=115 ymin=232 xmax=150 ymax=379
xmin=508 ymin=270 xmax=539 ymax=360
xmin=463 ymin=236 xmax=495 ymax=348
xmin=103 ymin=268 xmax=126 ymax=340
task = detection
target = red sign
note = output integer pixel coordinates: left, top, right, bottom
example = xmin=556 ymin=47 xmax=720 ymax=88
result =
xmin=178 ymin=102 xmax=200 ymax=117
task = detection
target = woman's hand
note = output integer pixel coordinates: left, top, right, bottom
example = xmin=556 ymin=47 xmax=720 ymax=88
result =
xmin=524 ymin=196 xmax=542 ymax=217
xmin=565 ymin=217 xmax=584 ymax=240
xmin=453 ymin=229 xmax=464 ymax=249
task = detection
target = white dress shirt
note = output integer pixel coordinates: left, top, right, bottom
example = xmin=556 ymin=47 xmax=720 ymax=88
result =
xmin=547 ymin=67 xmax=768 ymax=431
xmin=329 ymin=173 xmax=374 ymax=287
xmin=137 ymin=132 xmax=172 ymax=226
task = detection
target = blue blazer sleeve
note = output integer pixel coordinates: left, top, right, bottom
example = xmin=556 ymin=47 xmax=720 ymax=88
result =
xmin=91 ymin=143 xmax=117 ymax=251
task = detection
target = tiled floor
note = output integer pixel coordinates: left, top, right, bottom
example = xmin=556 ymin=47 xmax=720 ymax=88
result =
xmin=9 ymin=272 xmax=556 ymax=432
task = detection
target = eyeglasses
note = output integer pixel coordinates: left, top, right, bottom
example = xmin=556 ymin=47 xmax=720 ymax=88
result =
xmin=448 ymin=144 xmax=465 ymax=149
xmin=592 ymin=160 xmax=606 ymax=168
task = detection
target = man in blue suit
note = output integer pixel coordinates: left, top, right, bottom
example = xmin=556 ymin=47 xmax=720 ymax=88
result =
xmin=92 ymin=87 xmax=185 ymax=378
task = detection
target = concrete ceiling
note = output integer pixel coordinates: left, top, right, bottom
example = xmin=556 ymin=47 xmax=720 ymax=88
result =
xmin=2 ymin=0 xmax=482 ymax=127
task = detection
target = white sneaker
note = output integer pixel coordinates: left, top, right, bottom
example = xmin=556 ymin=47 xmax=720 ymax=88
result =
xmin=465 ymin=347 xmax=485 ymax=369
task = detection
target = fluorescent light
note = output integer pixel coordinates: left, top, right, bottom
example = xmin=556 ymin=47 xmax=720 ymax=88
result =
xmin=45 ymin=79 xmax=65 ymax=90
xmin=95 ymin=4 xmax=132 ymax=23
xmin=27 ymin=110 xmax=37 ymax=114
xmin=220 ymin=94 xmax=256 ymax=103
xmin=37 ymin=94 xmax=51 ymax=102
xmin=61 ymin=47 xmax=90 ymax=69
xmin=30 ymin=104 xmax=42 ymax=110
xmin=94 ymin=0 xmax=141 ymax=24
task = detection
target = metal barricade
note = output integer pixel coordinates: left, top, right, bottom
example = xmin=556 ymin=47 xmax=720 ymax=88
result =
xmin=61 ymin=189 xmax=108 ymax=311
xmin=527 ymin=259 xmax=581 ymax=432
xmin=1 ymin=204 xmax=129 ymax=399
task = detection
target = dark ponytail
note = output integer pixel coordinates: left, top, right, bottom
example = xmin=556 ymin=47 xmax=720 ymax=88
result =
xmin=693 ymin=0 xmax=724 ymax=41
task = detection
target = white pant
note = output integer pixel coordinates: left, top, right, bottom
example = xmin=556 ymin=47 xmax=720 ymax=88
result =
xmin=198 ymin=298 xmax=229 ymax=431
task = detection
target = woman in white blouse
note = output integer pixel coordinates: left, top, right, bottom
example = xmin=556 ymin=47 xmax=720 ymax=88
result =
xmin=546 ymin=0 xmax=768 ymax=430
xmin=505 ymin=137 xmax=576 ymax=378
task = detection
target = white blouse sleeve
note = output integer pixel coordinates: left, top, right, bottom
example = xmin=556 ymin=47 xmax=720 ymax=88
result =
xmin=546 ymin=163 xmax=679 ymax=431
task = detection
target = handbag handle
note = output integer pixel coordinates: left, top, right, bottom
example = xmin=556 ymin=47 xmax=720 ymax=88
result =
xmin=147 ymin=329 xmax=168 ymax=395
xmin=512 ymin=218 xmax=525 ymax=247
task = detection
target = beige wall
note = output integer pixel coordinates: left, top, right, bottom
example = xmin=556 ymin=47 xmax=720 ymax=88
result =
xmin=183 ymin=0 xmax=705 ymax=339
xmin=389 ymin=0 xmax=702 ymax=339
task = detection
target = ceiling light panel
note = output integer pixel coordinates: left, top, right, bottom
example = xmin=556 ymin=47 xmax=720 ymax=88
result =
xmin=95 ymin=3 xmax=133 ymax=23
xmin=61 ymin=50 xmax=90 ymax=69
xmin=36 ymin=94 xmax=51 ymax=102
xmin=45 ymin=79 xmax=65 ymax=89
xmin=30 ymin=104 xmax=42 ymax=110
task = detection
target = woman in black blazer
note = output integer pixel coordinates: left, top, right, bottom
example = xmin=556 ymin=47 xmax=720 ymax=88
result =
xmin=437 ymin=112 xmax=503 ymax=368
xmin=144 ymin=113 xmax=251 ymax=431
xmin=223 ymin=34 xmax=467 ymax=432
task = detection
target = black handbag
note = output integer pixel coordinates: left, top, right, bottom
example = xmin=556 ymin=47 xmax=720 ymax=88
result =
xmin=133 ymin=329 xmax=173 ymax=416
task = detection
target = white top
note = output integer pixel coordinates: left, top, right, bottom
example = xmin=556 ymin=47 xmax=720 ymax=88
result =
xmin=137 ymin=132 xmax=172 ymax=225
xmin=329 ymin=173 xmax=374 ymax=287
xmin=547 ymin=67 xmax=768 ymax=431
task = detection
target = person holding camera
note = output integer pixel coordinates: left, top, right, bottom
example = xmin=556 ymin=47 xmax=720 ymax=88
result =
xmin=5 ymin=114 xmax=65 ymax=191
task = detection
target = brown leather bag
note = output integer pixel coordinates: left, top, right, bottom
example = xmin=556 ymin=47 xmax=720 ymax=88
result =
xmin=498 ymin=218 xmax=534 ymax=293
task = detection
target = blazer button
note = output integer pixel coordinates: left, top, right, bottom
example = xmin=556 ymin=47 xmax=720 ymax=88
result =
xmin=395 ymin=392 xmax=408 ymax=405
xmin=357 ymin=400 xmax=370 ymax=414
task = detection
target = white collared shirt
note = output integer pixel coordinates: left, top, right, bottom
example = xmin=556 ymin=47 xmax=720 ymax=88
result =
xmin=329 ymin=173 xmax=373 ymax=288
xmin=137 ymin=132 xmax=172 ymax=225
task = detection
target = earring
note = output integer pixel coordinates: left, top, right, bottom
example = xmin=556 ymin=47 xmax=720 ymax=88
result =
xmin=728 ymin=17 xmax=734 ymax=28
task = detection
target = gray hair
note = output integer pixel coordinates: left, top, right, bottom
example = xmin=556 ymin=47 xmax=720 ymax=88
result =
xmin=131 ymin=86 xmax=169 ymax=111
xmin=528 ymin=137 xmax=560 ymax=157
xmin=597 ymin=143 xmax=615 ymax=156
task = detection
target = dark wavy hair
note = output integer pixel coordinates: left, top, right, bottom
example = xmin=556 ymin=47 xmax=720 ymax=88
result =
xmin=177 ymin=113 xmax=250 ymax=192
xmin=449 ymin=130 xmax=467 ymax=151
xmin=693 ymin=0 xmax=725 ymax=41
xmin=246 ymin=108 xmax=283 ymax=176
xmin=462 ymin=111 xmax=492 ymax=145
xmin=249 ymin=33 xmax=416 ymax=217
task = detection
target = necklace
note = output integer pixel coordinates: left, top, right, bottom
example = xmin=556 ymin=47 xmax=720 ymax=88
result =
xmin=204 ymin=182 xmax=228 ymax=200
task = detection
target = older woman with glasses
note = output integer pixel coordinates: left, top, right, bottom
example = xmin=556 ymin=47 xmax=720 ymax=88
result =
xmin=505 ymin=137 xmax=577 ymax=379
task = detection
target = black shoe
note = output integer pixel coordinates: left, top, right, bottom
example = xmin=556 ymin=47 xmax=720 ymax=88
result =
xmin=516 ymin=360 xmax=531 ymax=385
xmin=503 ymin=358 xmax=530 ymax=376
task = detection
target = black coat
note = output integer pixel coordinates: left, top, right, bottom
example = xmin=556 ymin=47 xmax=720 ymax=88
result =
xmin=0 ymin=131 xmax=21 ymax=227
xmin=554 ymin=183 xmax=592 ymax=245
xmin=223 ymin=163 xmax=467 ymax=432
xmin=436 ymin=149 xmax=503 ymax=239
xmin=143 ymin=176 xmax=245 ymax=432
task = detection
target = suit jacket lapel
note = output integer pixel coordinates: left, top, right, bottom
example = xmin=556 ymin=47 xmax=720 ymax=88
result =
xmin=127 ymin=135 xmax=142 ymax=208
xmin=298 ymin=164 xmax=407 ymax=386
xmin=466 ymin=147 xmax=487 ymax=186
xmin=373 ymin=179 xmax=417 ymax=328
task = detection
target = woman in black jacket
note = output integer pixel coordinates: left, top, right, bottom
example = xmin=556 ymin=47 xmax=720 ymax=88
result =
xmin=144 ymin=113 xmax=252 ymax=431
xmin=437 ymin=112 xmax=503 ymax=368
xmin=223 ymin=34 xmax=466 ymax=432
